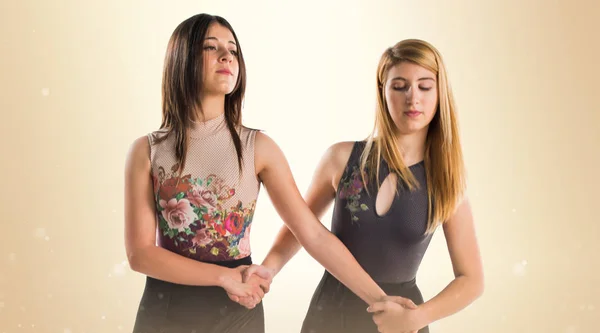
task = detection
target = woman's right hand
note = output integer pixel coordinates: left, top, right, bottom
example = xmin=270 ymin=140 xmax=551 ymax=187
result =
xmin=220 ymin=265 xmax=264 ymax=300
xmin=224 ymin=265 xmax=274 ymax=309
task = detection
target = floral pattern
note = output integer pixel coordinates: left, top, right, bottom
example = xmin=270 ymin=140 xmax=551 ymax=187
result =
xmin=338 ymin=165 xmax=369 ymax=222
xmin=152 ymin=165 xmax=255 ymax=261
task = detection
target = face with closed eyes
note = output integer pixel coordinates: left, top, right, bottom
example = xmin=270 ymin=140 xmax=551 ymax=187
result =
xmin=384 ymin=61 xmax=439 ymax=136
xmin=201 ymin=22 xmax=240 ymax=96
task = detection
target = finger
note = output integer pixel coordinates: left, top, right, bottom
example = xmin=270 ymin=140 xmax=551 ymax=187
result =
xmin=371 ymin=313 xmax=382 ymax=325
xmin=391 ymin=296 xmax=417 ymax=309
xmin=253 ymin=265 xmax=274 ymax=281
xmin=236 ymin=295 xmax=254 ymax=308
xmin=381 ymin=295 xmax=418 ymax=310
xmin=253 ymin=288 xmax=265 ymax=303
xmin=242 ymin=296 xmax=255 ymax=306
xmin=242 ymin=299 xmax=256 ymax=309
xmin=242 ymin=265 xmax=258 ymax=281
xmin=236 ymin=284 xmax=253 ymax=298
xmin=366 ymin=301 xmax=387 ymax=313
xmin=257 ymin=278 xmax=271 ymax=293
xmin=244 ymin=292 xmax=258 ymax=308
xmin=261 ymin=282 xmax=270 ymax=293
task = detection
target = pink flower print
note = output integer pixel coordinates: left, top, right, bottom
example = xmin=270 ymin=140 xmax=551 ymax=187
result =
xmin=352 ymin=176 xmax=363 ymax=193
xmin=237 ymin=226 xmax=252 ymax=257
xmin=159 ymin=198 xmax=198 ymax=232
xmin=188 ymin=185 xmax=218 ymax=211
xmin=192 ymin=228 xmax=213 ymax=247
xmin=224 ymin=212 xmax=244 ymax=235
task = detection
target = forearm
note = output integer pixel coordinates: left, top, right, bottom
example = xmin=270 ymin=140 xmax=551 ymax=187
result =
xmin=418 ymin=275 xmax=484 ymax=326
xmin=260 ymin=225 xmax=303 ymax=276
xmin=294 ymin=225 xmax=386 ymax=306
xmin=128 ymin=245 xmax=232 ymax=287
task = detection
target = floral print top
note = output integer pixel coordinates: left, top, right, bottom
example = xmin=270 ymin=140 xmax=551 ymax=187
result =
xmin=148 ymin=113 xmax=260 ymax=262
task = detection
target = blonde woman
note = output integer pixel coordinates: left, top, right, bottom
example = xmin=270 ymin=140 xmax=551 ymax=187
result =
xmin=240 ymin=39 xmax=484 ymax=333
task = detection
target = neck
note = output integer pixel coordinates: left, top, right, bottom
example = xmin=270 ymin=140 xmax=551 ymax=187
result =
xmin=394 ymin=127 xmax=428 ymax=166
xmin=194 ymin=94 xmax=225 ymax=122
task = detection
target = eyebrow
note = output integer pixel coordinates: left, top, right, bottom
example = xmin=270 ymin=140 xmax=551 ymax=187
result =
xmin=390 ymin=77 xmax=435 ymax=82
xmin=204 ymin=36 xmax=237 ymax=46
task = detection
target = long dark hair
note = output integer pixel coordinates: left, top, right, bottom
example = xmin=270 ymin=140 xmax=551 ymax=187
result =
xmin=157 ymin=13 xmax=246 ymax=174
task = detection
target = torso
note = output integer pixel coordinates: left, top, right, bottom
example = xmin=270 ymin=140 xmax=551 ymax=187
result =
xmin=330 ymin=141 xmax=435 ymax=283
xmin=147 ymin=114 xmax=260 ymax=263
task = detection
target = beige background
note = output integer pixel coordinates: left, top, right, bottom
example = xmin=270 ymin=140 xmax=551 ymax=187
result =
xmin=1 ymin=0 xmax=599 ymax=332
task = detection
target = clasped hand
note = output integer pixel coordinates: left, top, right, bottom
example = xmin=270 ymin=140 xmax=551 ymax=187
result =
xmin=222 ymin=264 xmax=274 ymax=309
xmin=367 ymin=295 xmax=426 ymax=333
xmin=222 ymin=266 xmax=425 ymax=333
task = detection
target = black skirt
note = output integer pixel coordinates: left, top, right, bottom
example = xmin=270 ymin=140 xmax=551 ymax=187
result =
xmin=132 ymin=256 xmax=264 ymax=333
xmin=300 ymin=271 xmax=429 ymax=333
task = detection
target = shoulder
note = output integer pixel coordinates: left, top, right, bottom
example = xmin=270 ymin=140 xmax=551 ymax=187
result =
xmin=125 ymin=135 xmax=152 ymax=173
xmin=254 ymin=130 xmax=277 ymax=149
xmin=239 ymin=125 xmax=262 ymax=142
xmin=324 ymin=141 xmax=358 ymax=165
xmin=147 ymin=128 xmax=170 ymax=145
xmin=318 ymin=141 xmax=361 ymax=183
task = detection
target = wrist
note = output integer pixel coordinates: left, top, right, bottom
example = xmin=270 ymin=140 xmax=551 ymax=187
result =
xmin=216 ymin=267 xmax=235 ymax=288
xmin=415 ymin=303 xmax=434 ymax=328
xmin=366 ymin=289 xmax=387 ymax=306
xmin=260 ymin=259 xmax=280 ymax=278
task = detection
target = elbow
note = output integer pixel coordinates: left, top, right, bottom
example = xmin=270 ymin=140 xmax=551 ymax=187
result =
xmin=295 ymin=227 xmax=328 ymax=254
xmin=127 ymin=246 xmax=151 ymax=273
xmin=456 ymin=271 xmax=484 ymax=301
xmin=476 ymin=277 xmax=485 ymax=299
xmin=471 ymin=273 xmax=485 ymax=300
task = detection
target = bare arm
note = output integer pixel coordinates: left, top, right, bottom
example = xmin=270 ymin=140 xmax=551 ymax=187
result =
xmin=259 ymin=142 xmax=350 ymax=276
xmin=416 ymin=196 xmax=484 ymax=325
xmin=255 ymin=134 xmax=386 ymax=305
xmin=124 ymin=136 xmax=257 ymax=296
xmin=368 ymin=196 xmax=484 ymax=332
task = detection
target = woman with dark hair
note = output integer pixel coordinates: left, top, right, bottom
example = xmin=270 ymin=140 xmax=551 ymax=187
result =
xmin=124 ymin=13 xmax=412 ymax=333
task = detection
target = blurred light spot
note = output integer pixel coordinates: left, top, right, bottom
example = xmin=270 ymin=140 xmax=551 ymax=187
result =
xmin=34 ymin=228 xmax=46 ymax=239
xmin=512 ymin=261 xmax=527 ymax=276
xmin=112 ymin=261 xmax=128 ymax=277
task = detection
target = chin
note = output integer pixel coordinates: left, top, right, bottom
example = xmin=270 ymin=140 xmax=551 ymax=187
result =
xmin=396 ymin=124 xmax=428 ymax=136
xmin=220 ymin=83 xmax=237 ymax=94
xmin=223 ymin=88 xmax=236 ymax=95
xmin=206 ymin=86 xmax=236 ymax=96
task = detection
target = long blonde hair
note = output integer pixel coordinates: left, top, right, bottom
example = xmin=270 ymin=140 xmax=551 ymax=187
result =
xmin=360 ymin=39 xmax=466 ymax=234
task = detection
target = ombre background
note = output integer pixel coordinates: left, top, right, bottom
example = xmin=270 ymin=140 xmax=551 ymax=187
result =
xmin=1 ymin=0 xmax=598 ymax=332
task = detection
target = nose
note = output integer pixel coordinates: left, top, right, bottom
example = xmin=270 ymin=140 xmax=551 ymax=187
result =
xmin=219 ymin=49 xmax=234 ymax=63
xmin=405 ymin=86 xmax=419 ymax=105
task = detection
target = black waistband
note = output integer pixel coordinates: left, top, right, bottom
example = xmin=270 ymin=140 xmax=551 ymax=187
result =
xmin=143 ymin=256 xmax=253 ymax=292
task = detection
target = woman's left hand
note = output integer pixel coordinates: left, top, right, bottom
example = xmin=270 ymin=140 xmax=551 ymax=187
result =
xmin=367 ymin=299 xmax=425 ymax=333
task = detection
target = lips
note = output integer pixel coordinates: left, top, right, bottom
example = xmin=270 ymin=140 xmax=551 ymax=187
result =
xmin=216 ymin=69 xmax=232 ymax=75
xmin=404 ymin=111 xmax=422 ymax=117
